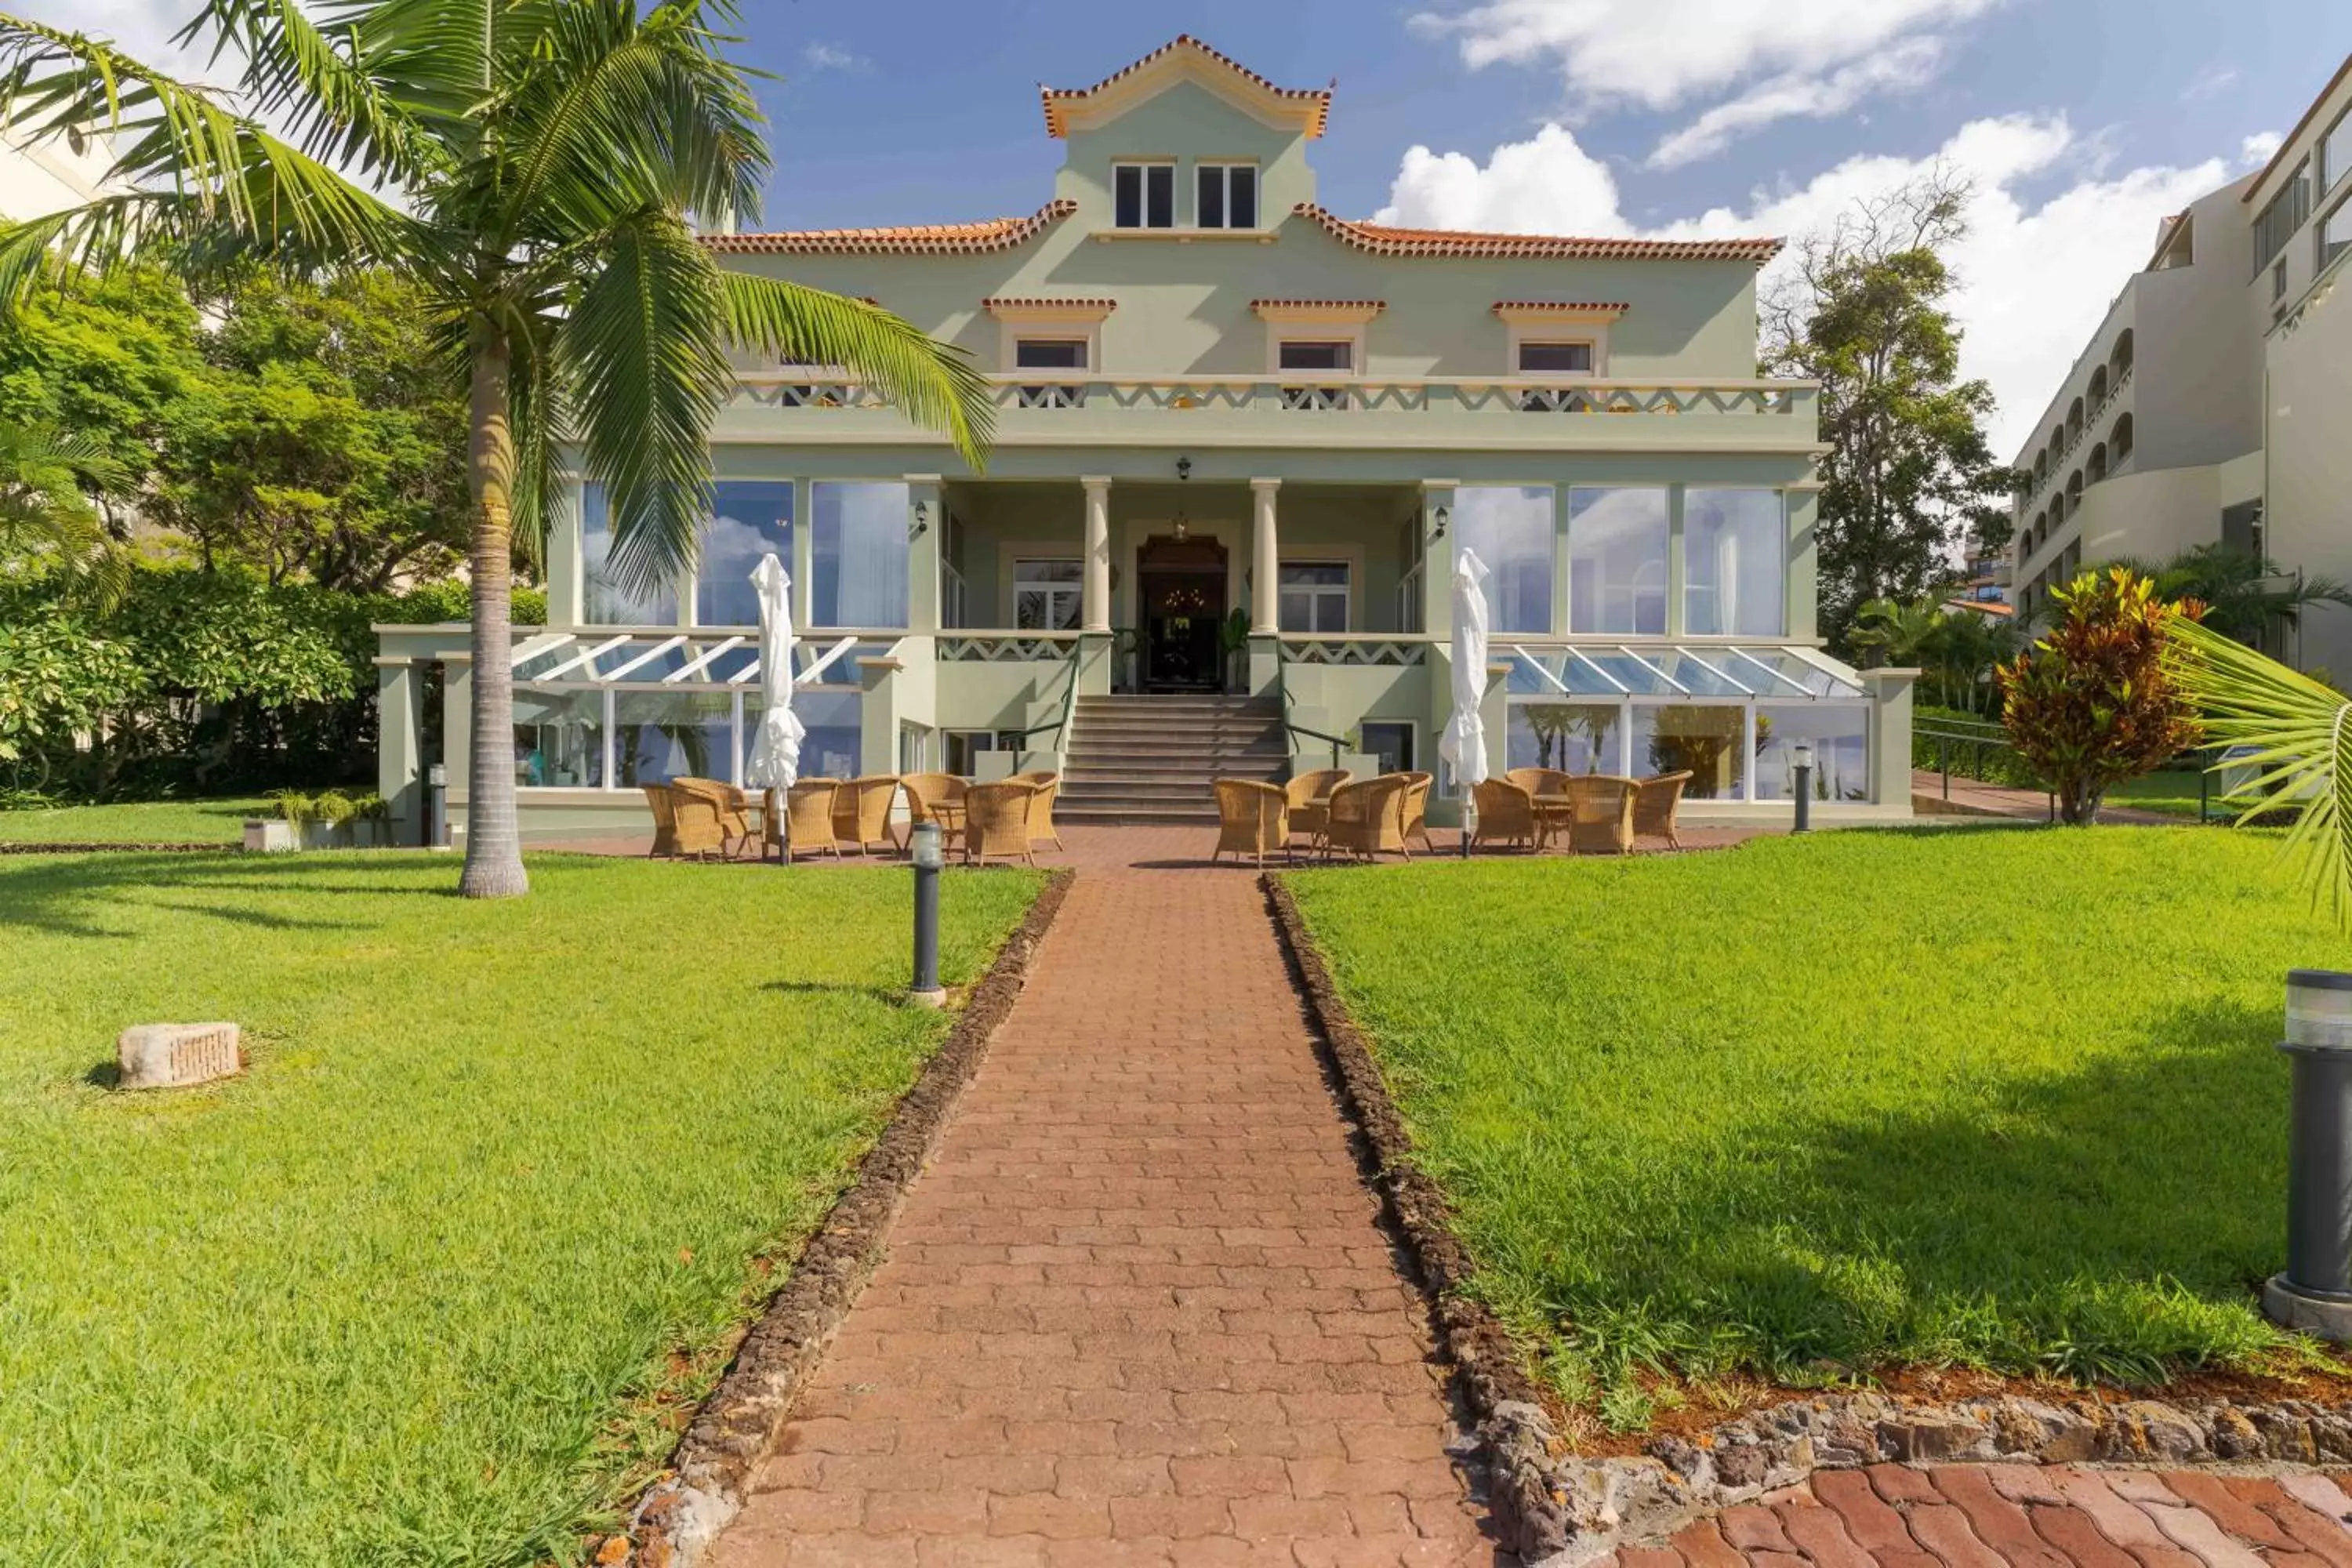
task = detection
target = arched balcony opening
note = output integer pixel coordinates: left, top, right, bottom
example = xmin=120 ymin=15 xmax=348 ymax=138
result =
xmin=2111 ymin=328 xmax=2135 ymax=379
xmin=2067 ymin=471 xmax=2084 ymax=514
xmin=2034 ymin=451 xmax=2049 ymax=486
xmin=2088 ymin=442 xmax=2108 ymax=484
xmin=2066 ymin=396 xmax=2085 ymax=444
xmin=2089 ymin=365 xmax=2110 ymax=405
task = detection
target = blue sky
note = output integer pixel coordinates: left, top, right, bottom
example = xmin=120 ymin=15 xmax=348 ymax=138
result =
xmin=46 ymin=0 xmax=2352 ymax=456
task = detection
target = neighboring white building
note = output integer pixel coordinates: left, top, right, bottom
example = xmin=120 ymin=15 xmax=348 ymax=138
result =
xmin=2009 ymin=53 xmax=2352 ymax=671
xmin=0 ymin=125 xmax=118 ymax=219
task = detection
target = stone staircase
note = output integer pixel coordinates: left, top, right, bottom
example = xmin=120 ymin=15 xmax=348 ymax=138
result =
xmin=1056 ymin=694 xmax=1288 ymax=826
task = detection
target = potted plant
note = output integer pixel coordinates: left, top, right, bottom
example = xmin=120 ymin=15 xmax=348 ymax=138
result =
xmin=1218 ymin=608 xmax=1251 ymax=694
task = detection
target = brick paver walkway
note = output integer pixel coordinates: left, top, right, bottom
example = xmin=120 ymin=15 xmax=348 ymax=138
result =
xmin=708 ymin=830 xmax=1498 ymax=1566
xmin=1609 ymin=1465 xmax=2352 ymax=1568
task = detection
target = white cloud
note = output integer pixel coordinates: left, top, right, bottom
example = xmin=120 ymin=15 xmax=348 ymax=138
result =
xmin=802 ymin=42 xmax=862 ymax=73
xmin=1375 ymin=114 xmax=2228 ymax=461
xmin=1414 ymin=0 xmax=1998 ymax=158
xmin=1647 ymin=38 xmax=1947 ymax=169
xmin=2184 ymin=64 xmax=2240 ymax=101
xmin=2241 ymin=130 xmax=2285 ymax=167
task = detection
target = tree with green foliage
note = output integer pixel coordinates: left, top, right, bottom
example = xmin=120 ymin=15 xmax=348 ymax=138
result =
xmin=1766 ymin=175 xmax=2016 ymax=652
xmin=0 ymin=419 xmax=129 ymax=604
xmin=2099 ymin=542 xmax=2352 ymax=657
xmin=1998 ymin=568 xmax=2203 ymax=826
xmin=1850 ymin=593 xmax=2020 ymax=714
xmin=0 ymin=1 xmax=993 ymax=898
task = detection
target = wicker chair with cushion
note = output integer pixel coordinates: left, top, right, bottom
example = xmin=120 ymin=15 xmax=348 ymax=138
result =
xmin=1633 ymin=770 xmax=1693 ymax=851
xmin=962 ymin=779 xmax=1039 ymax=866
xmin=671 ymin=777 xmax=755 ymax=859
xmin=1563 ymin=774 xmax=1639 ymax=856
xmin=1470 ymin=778 xmax=1540 ymax=853
xmin=899 ymin=771 xmax=967 ymax=851
xmin=641 ymin=784 xmax=681 ymax=858
xmin=1283 ymin=767 xmax=1352 ymax=849
xmin=1017 ymin=771 xmax=1063 ymax=851
xmin=663 ymin=782 xmax=730 ymax=861
xmin=1212 ymin=779 xmax=1290 ymax=868
xmin=832 ymin=775 xmax=903 ymax=855
xmin=780 ymin=780 xmax=840 ymax=861
xmin=1506 ymin=766 xmax=1573 ymax=846
xmin=1399 ymin=771 xmax=1436 ymax=853
xmin=1323 ymin=774 xmax=1414 ymax=862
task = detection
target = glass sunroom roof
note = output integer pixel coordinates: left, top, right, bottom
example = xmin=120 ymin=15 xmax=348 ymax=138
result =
xmin=1505 ymin=644 xmax=1865 ymax=700
xmin=507 ymin=631 xmax=877 ymax=688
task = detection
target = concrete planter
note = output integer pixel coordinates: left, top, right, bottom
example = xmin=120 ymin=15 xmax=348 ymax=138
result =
xmin=246 ymin=818 xmax=389 ymax=852
xmin=243 ymin=818 xmax=298 ymax=853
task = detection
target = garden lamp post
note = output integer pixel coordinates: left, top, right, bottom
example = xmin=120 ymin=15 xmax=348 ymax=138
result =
xmin=1791 ymin=741 xmax=1813 ymax=833
xmin=426 ymin=762 xmax=449 ymax=850
xmin=2266 ymin=969 xmax=2352 ymax=1340
xmin=909 ymin=822 xmax=946 ymax=1008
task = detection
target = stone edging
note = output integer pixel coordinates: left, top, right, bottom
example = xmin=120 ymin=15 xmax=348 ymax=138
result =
xmin=0 ymin=841 xmax=237 ymax=855
xmin=627 ymin=868 xmax=1075 ymax=1567
xmin=1259 ymin=872 xmax=2352 ymax=1567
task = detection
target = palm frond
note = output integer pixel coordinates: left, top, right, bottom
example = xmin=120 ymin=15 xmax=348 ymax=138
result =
xmin=721 ymin=272 xmax=993 ymax=471
xmin=172 ymin=0 xmax=441 ymax=184
xmin=2165 ymin=616 xmax=2352 ymax=926
xmin=560 ymin=206 xmax=729 ymax=600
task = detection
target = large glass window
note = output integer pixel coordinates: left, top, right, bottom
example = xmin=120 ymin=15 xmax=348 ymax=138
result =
xmin=1113 ymin=162 xmax=1174 ymax=230
xmin=2324 ymin=107 xmax=2352 ymax=197
xmin=614 ymin=691 xmax=734 ymax=789
xmin=1754 ymin=705 xmax=1871 ymax=804
xmin=2323 ymin=194 xmax=2352 ymax=276
xmin=583 ymin=483 xmax=678 ymax=626
xmin=1632 ymin=704 xmax=1745 ymax=799
xmin=766 ymin=688 xmax=862 ymax=779
xmin=1278 ymin=562 xmax=1350 ymax=633
xmin=1359 ymin=720 xmax=1414 ymax=775
xmin=513 ymin=688 xmax=604 ymax=788
xmin=1013 ymin=559 xmax=1083 ymax=631
xmin=1683 ymin=489 xmax=1786 ymax=637
xmin=811 ymin=481 xmax=909 ymax=630
xmin=1510 ymin=702 xmax=1622 ymax=775
xmin=1567 ymin=487 xmax=1668 ymax=634
xmin=695 ymin=481 xmax=793 ymax=627
xmin=1453 ymin=485 xmax=1555 ymax=634
xmin=2256 ymin=160 xmax=2312 ymax=277
xmin=1196 ymin=162 xmax=1258 ymax=229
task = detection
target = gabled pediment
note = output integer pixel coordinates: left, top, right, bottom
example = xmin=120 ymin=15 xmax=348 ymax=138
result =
xmin=1040 ymin=35 xmax=1330 ymax=140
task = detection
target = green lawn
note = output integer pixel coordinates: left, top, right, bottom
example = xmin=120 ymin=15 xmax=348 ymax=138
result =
xmin=0 ymin=795 xmax=276 ymax=844
xmin=2105 ymin=770 xmax=2212 ymax=819
xmin=0 ymin=852 xmax=1040 ymax=1566
xmin=1285 ymin=827 xmax=2349 ymax=1429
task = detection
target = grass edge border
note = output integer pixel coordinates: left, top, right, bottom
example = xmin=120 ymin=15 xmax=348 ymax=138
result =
xmin=628 ymin=867 xmax=1076 ymax=1567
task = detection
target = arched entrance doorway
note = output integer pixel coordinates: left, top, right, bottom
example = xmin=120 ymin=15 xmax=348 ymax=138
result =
xmin=1136 ymin=533 xmax=1228 ymax=692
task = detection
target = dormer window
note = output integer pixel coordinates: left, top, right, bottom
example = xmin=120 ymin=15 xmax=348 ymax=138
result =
xmin=1277 ymin=340 xmax=1352 ymax=372
xmin=1014 ymin=339 xmax=1088 ymax=370
xmin=1112 ymin=162 xmax=1174 ymax=230
xmin=1518 ymin=341 xmax=1595 ymax=375
xmin=1196 ymin=162 xmax=1258 ymax=230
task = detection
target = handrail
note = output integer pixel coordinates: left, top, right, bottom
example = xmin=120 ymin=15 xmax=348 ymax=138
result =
xmin=1914 ymin=713 xmax=2053 ymax=819
xmin=996 ymin=633 xmax=1087 ymax=750
xmin=1275 ymin=636 xmax=1349 ymax=768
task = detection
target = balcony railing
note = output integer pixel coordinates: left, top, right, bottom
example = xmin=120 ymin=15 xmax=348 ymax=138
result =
xmin=720 ymin=372 xmax=1818 ymax=451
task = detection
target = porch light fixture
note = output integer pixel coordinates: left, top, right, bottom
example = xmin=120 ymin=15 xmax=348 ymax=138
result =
xmin=909 ymin=499 xmax=930 ymax=541
xmin=1176 ymin=455 xmax=1192 ymax=482
xmin=1428 ymin=504 xmax=1450 ymax=543
xmin=1172 ymin=510 xmax=1190 ymax=543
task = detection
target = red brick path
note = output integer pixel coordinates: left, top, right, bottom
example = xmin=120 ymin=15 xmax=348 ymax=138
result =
xmin=1610 ymin=1465 xmax=2352 ymax=1568
xmin=707 ymin=830 xmax=1498 ymax=1566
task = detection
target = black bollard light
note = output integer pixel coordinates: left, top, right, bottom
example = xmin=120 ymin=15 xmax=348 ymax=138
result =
xmin=909 ymin=822 xmax=946 ymax=1008
xmin=2264 ymin=969 xmax=2352 ymax=1341
xmin=426 ymin=762 xmax=450 ymax=849
xmin=1791 ymin=740 xmax=1813 ymax=834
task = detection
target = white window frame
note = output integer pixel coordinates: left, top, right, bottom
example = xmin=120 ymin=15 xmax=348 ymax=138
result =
xmin=1276 ymin=561 xmax=1352 ymax=634
xmin=985 ymin=299 xmax=1112 ymax=376
xmin=1112 ymin=161 xmax=1175 ymax=230
xmin=1012 ymin=336 xmax=1090 ymax=371
xmin=1195 ymin=161 xmax=1260 ymax=230
xmin=1495 ymin=304 xmax=1617 ymax=379
xmin=1012 ymin=557 xmax=1084 ymax=633
xmin=1251 ymin=301 xmax=1378 ymax=378
xmin=2321 ymin=188 xmax=2352 ymax=279
xmin=1515 ymin=339 xmax=1598 ymax=376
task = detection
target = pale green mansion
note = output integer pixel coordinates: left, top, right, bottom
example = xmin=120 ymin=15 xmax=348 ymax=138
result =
xmin=373 ymin=36 xmax=1918 ymax=843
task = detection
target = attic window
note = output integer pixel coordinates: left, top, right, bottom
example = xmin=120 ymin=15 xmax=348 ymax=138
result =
xmin=1113 ymin=162 xmax=1174 ymax=230
xmin=1197 ymin=163 xmax=1258 ymax=230
xmin=1518 ymin=341 xmax=1595 ymax=374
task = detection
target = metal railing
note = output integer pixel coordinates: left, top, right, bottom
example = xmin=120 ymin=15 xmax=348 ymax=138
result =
xmin=1274 ymin=637 xmax=1350 ymax=768
xmin=1915 ymin=713 xmax=2056 ymax=822
xmin=993 ymin=633 xmax=1087 ymax=756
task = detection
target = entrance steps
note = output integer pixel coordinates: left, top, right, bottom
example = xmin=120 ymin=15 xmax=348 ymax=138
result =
xmin=1057 ymin=694 xmax=1288 ymax=825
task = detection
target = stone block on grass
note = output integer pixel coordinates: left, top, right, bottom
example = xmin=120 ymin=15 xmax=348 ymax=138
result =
xmin=116 ymin=1022 xmax=243 ymax=1089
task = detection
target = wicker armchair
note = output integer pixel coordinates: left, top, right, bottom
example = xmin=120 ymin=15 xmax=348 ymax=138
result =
xmin=1507 ymin=766 xmax=1572 ymax=846
xmin=900 ymin=771 xmax=968 ymax=851
xmin=832 ymin=775 xmax=902 ymax=855
xmin=1212 ymin=778 xmax=1290 ymax=867
xmin=781 ymin=780 xmax=841 ymax=862
xmin=1563 ymin=775 xmax=1638 ymax=856
xmin=1323 ymin=774 xmax=1413 ymax=862
xmin=1399 ymin=771 xmax=1435 ymax=854
xmin=1470 ymin=778 xmax=1539 ymax=853
xmin=1017 ymin=771 xmax=1063 ymax=850
xmin=641 ymin=784 xmax=681 ymax=858
xmin=663 ymin=782 xmax=730 ymax=860
xmin=963 ymin=779 xmax=1038 ymax=866
xmin=1633 ymin=771 xmax=1692 ymax=851
xmin=1284 ymin=767 xmax=1352 ymax=848
xmin=672 ymin=777 xmax=754 ymax=859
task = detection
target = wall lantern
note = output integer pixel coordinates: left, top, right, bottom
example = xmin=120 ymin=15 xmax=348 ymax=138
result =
xmin=1428 ymin=504 xmax=1450 ymax=544
xmin=909 ymin=499 xmax=931 ymax=541
xmin=1175 ymin=455 xmax=1192 ymax=483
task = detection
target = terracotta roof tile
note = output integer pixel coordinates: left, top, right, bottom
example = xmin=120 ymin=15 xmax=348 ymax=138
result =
xmin=702 ymin=200 xmax=1076 ymax=256
xmin=1493 ymin=300 xmax=1631 ymax=315
xmin=1296 ymin=205 xmax=1781 ymax=265
xmin=1250 ymin=298 xmax=1385 ymax=314
xmin=982 ymin=296 xmax=1117 ymax=312
xmin=1041 ymin=36 xmax=1331 ymax=139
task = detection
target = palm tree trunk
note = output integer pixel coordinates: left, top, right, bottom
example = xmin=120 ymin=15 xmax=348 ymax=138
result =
xmin=458 ymin=325 xmax=530 ymax=899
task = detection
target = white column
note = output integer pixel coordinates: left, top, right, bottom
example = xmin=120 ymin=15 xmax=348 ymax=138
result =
xmin=1080 ymin=475 xmax=1112 ymax=633
xmin=1250 ymin=477 xmax=1281 ymax=636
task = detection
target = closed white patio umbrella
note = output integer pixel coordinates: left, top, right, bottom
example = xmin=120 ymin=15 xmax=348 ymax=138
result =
xmin=743 ymin=554 xmax=806 ymax=854
xmin=1439 ymin=546 xmax=1491 ymax=858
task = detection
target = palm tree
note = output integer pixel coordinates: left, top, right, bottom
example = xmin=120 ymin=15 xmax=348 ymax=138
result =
xmin=2105 ymin=543 xmax=2352 ymax=655
xmin=0 ymin=418 xmax=129 ymax=605
xmin=1849 ymin=593 xmax=2017 ymax=713
xmin=0 ymin=2 xmax=993 ymax=897
xmin=2165 ymin=618 xmax=2352 ymax=924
